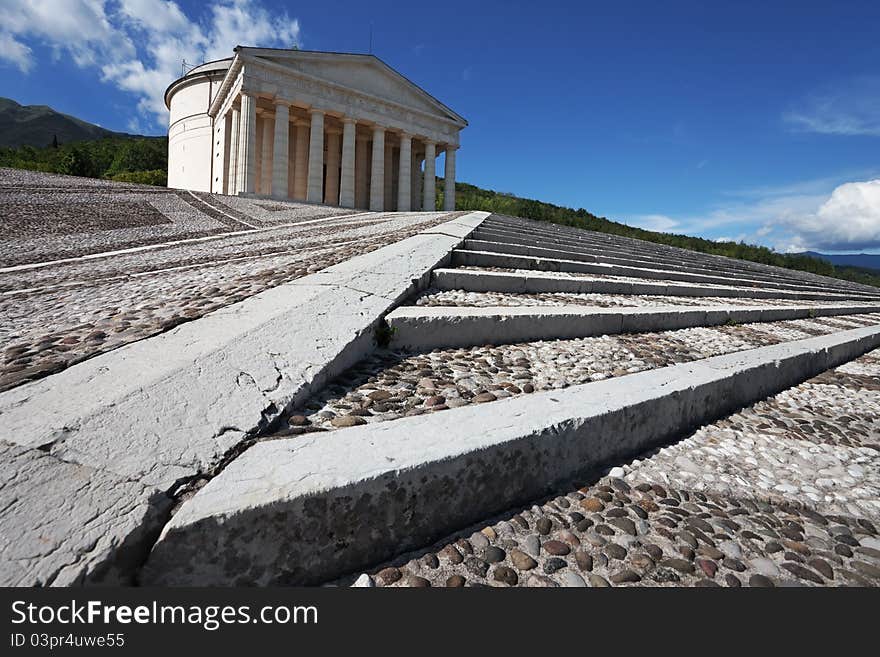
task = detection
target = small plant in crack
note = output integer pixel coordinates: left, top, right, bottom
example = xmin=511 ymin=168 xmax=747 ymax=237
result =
xmin=374 ymin=319 xmax=396 ymax=348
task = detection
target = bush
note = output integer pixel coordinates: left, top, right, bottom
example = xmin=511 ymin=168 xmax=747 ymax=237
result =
xmin=108 ymin=169 xmax=167 ymax=186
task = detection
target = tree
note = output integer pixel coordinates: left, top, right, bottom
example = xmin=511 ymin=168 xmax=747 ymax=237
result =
xmin=105 ymin=138 xmax=166 ymax=176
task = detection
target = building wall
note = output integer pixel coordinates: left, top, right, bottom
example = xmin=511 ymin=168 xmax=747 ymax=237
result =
xmin=168 ymin=75 xmax=225 ymax=192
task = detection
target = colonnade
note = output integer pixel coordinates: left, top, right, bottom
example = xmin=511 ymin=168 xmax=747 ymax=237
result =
xmin=224 ymin=92 xmax=457 ymax=212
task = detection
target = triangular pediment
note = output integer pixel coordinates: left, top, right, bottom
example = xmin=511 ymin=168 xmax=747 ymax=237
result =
xmin=243 ymin=49 xmax=465 ymax=125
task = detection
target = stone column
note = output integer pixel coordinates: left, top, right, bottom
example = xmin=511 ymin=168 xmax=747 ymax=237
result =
xmin=324 ymin=128 xmax=341 ymax=206
xmin=306 ymin=109 xmax=325 ymax=203
xmin=397 ymin=133 xmax=412 ymax=212
xmin=293 ymin=119 xmax=309 ymax=200
xmin=410 ymin=146 xmax=422 ymax=211
xmin=369 ymin=125 xmax=385 ymax=211
xmin=215 ymin=113 xmax=229 ymax=194
xmin=254 ymin=116 xmax=262 ymax=193
xmin=423 ymin=140 xmax=436 ymax=211
xmin=260 ymin=115 xmax=273 ymax=195
xmin=383 ymin=139 xmax=394 ymax=210
xmin=339 ymin=118 xmax=356 ymax=208
xmin=414 ymin=155 xmax=423 ymax=210
xmin=237 ymin=92 xmax=257 ymax=195
xmin=355 ymin=134 xmax=369 ymax=209
xmin=228 ymin=106 xmax=240 ymax=194
xmin=271 ymin=101 xmax=289 ymax=199
xmin=444 ymin=145 xmax=457 ymax=211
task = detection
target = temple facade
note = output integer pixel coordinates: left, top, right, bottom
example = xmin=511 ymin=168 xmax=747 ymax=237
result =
xmin=164 ymin=48 xmax=467 ymax=211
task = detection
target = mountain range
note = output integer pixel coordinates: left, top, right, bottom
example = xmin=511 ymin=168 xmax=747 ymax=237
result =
xmin=800 ymin=251 xmax=880 ymax=273
xmin=0 ymin=97 xmax=134 ymax=148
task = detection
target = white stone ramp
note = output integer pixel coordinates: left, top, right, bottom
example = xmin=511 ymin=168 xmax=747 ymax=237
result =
xmin=0 ymin=441 xmax=168 ymax=586
xmin=0 ymin=211 xmax=489 ymax=585
xmin=386 ymin=303 xmax=880 ymax=350
xmin=141 ymin=325 xmax=880 ymax=585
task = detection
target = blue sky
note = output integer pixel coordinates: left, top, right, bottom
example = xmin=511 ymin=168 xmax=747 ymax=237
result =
xmin=2 ymin=0 xmax=880 ymax=253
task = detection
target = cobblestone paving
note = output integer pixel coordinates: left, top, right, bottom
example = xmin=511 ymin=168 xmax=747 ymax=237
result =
xmin=0 ymin=170 xmax=459 ymax=391
xmin=351 ymin=348 xmax=880 ymax=587
xmin=0 ymin=168 xmax=356 ymax=265
xmin=413 ymin=288 xmax=878 ymax=309
xmin=275 ymin=313 xmax=880 ymax=434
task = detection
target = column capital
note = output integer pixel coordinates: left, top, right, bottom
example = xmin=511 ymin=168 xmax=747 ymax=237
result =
xmin=445 ymin=143 xmax=460 ymax=152
xmin=342 ymin=116 xmax=358 ymax=125
xmin=273 ymin=97 xmax=292 ymax=108
xmin=310 ymin=108 xmax=326 ymax=118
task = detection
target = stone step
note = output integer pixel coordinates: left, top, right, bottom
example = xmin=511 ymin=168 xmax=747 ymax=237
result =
xmin=474 ymin=224 xmax=866 ymax=294
xmin=475 ymin=224 xmax=746 ymax=274
xmin=140 ymin=325 xmax=880 ymax=585
xmin=385 ymin=303 xmax=880 ymax=350
xmin=430 ymin=268 xmax=880 ymax=302
xmin=474 ymin=222 xmax=780 ymax=277
xmin=468 ymin=230 xmax=853 ymax=292
xmin=478 ymin=218 xmax=878 ymax=292
xmin=452 ymin=250 xmax=870 ymax=296
xmin=480 ymin=216 xmax=879 ymax=295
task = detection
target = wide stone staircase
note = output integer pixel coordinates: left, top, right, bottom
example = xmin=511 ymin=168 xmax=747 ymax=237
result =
xmin=141 ymin=213 xmax=880 ymax=588
xmin=387 ymin=215 xmax=880 ymax=350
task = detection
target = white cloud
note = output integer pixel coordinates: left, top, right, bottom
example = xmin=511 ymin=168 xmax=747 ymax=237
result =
xmin=206 ymin=1 xmax=301 ymax=62
xmin=772 ymin=179 xmax=880 ymax=252
xmin=626 ymin=190 xmax=826 ymax=238
xmin=117 ymin=0 xmax=191 ymax=33
xmin=0 ymin=0 xmax=133 ymax=73
xmin=1 ymin=0 xmax=302 ymax=129
xmin=0 ymin=31 xmax=33 ymax=73
xmin=626 ymin=214 xmax=680 ymax=232
xmin=784 ymin=76 xmax=880 ymax=137
xmin=629 ymin=176 xmax=880 ymax=253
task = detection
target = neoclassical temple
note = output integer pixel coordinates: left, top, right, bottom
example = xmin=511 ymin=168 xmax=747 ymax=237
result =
xmin=164 ymin=48 xmax=467 ymax=212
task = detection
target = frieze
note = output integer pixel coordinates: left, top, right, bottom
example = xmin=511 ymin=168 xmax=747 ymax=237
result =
xmin=244 ymin=64 xmax=459 ymax=145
